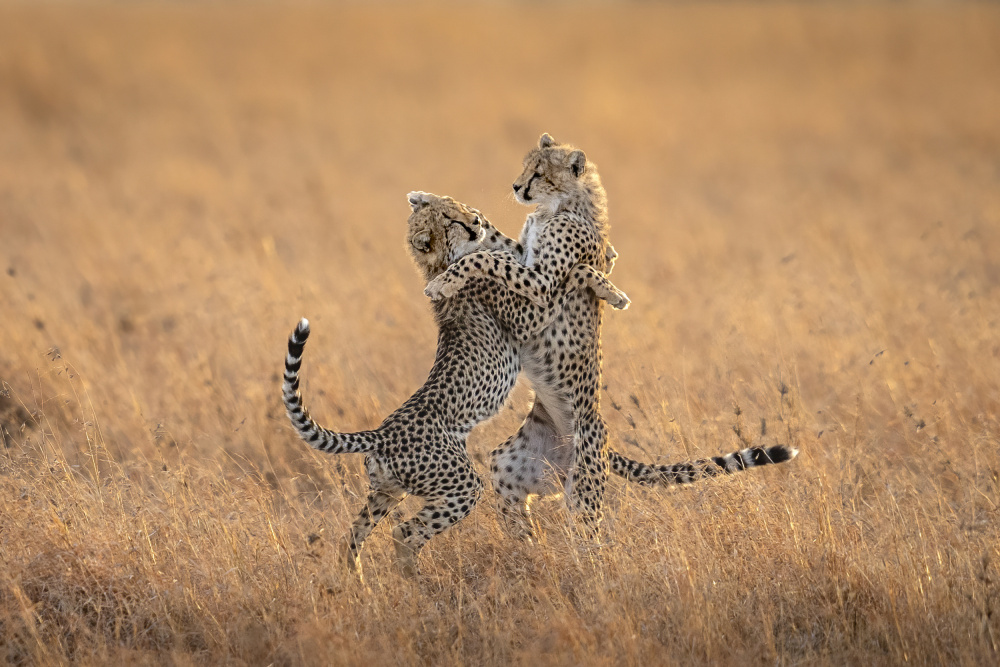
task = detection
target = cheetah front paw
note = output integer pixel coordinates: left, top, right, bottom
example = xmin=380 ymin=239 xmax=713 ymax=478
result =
xmin=605 ymin=244 xmax=618 ymax=274
xmin=424 ymin=275 xmax=461 ymax=302
xmin=607 ymin=290 xmax=630 ymax=310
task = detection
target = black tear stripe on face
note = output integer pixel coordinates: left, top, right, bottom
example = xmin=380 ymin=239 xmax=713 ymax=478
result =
xmin=450 ymin=219 xmax=477 ymax=241
xmin=523 ymin=172 xmax=540 ymax=200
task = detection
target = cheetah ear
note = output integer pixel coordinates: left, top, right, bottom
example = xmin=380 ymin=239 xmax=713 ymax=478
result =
xmin=568 ymin=150 xmax=587 ymax=178
xmin=407 ymin=191 xmax=430 ymax=212
xmin=411 ymin=230 xmax=432 ymax=253
xmin=539 ymin=133 xmax=556 ymax=149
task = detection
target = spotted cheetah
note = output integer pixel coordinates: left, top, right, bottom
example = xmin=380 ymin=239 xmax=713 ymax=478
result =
xmin=424 ymin=134 xmax=798 ymax=535
xmin=281 ymin=193 xmax=628 ymax=577
xmin=423 ymin=133 xmax=622 ymax=533
xmin=414 ymin=189 xmax=798 ymax=509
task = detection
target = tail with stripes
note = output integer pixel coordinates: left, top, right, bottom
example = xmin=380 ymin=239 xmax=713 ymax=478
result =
xmin=609 ymin=445 xmax=797 ymax=487
xmin=282 ymin=318 xmax=379 ymax=455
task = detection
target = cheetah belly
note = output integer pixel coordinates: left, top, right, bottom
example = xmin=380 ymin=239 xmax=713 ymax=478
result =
xmin=519 ymin=347 xmax=573 ymax=436
xmin=471 ymin=348 xmax=521 ymax=423
xmin=435 ymin=304 xmax=522 ymax=428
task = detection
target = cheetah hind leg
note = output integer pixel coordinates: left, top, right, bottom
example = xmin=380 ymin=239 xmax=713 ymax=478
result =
xmin=391 ymin=490 xmax=480 ymax=578
xmin=564 ymin=412 xmax=610 ymax=539
xmin=490 ymin=437 xmax=543 ymax=541
xmin=391 ymin=526 xmax=420 ymax=579
xmin=342 ymin=490 xmax=406 ymax=581
xmin=490 ymin=416 xmax=570 ymax=541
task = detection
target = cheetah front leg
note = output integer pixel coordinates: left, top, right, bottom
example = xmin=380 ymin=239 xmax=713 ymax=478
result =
xmin=604 ymin=244 xmax=618 ymax=274
xmin=487 ymin=265 xmax=627 ymax=346
xmin=478 ymin=213 xmax=526 ymax=261
xmin=565 ymin=264 xmax=630 ymax=310
xmin=425 ymin=250 xmax=558 ymax=307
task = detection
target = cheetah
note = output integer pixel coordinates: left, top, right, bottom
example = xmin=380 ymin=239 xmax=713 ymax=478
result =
xmin=424 ymin=134 xmax=798 ymax=536
xmin=414 ymin=189 xmax=797 ymax=504
xmin=281 ymin=192 xmax=629 ymax=577
xmin=422 ymin=133 xmax=622 ymax=533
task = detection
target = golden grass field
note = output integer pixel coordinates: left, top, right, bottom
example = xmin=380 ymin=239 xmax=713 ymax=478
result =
xmin=1 ymin=1 xmax=999 ymax=664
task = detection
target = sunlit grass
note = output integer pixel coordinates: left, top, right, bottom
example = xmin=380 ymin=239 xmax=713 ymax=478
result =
xmin=1 ymin=2 xmax=999 ymax=664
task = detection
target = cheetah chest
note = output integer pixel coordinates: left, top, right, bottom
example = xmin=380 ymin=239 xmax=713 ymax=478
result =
xmin=520 ymin=215 xmax=544 ymax=268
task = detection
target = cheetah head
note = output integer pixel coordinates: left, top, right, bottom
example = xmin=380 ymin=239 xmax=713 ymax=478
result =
xmin=512 ymin=133 xmax=591 ymax=210
xmin=406 ymin=191 xmax=486 ymax=281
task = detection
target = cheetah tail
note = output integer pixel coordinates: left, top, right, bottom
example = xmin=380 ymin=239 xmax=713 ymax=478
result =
xmin=282 ymin=318 xmax=379 ymax=455
xmin=608 ymin=445 xmax=797 ymax=488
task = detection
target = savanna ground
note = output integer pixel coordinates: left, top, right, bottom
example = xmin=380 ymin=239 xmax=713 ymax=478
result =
xmin=1 ymin=1 xmax=999 ymax=664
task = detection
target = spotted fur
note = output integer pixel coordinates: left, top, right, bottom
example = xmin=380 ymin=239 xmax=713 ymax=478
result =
xmin=282 ymin=193 xmax=628 ymax=577
xmin=608 ymin=445 xmax=797 ymax=486
xmin=422 ymin=134 xmax=621 ymax=533
xmin=424 ymin=134 xmax=798 ymax=536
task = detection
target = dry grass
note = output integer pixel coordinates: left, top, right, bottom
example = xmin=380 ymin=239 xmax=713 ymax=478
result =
xmin=1 ymin=1 xmax=999 ymax=664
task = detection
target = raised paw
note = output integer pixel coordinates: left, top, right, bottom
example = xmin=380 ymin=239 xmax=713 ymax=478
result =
xmin=605 ymin=244 xmax=618 ymax=274
xmin=424 ymin=274 xmax=460 ymax=302
xmin=607 ymin=290 xmax=630 ymax=310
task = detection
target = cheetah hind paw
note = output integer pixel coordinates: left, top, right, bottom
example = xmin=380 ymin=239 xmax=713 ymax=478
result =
xmin=338 ymin=537 xmax=364 ymax=582
xmin=391 ymin=525 xmax=420 ymax=578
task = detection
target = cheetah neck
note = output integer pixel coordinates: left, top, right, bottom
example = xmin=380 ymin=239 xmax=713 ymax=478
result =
xmin=554 ymin=176 xmax=608 ymax=235
xmin=522 ymin=177 xmax=609 ymax=266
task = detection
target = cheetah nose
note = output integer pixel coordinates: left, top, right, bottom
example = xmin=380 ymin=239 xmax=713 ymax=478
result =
xmin=512 ymin=183 xmax=521 ymax=193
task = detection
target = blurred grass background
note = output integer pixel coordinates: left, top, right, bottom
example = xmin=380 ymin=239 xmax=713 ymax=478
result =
xmin=1 ymin=1 xmax=999 ymax=664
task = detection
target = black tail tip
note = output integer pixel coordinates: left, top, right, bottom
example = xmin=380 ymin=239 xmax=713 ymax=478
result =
xmin=767 ymin=445 xmax=798 ymax=464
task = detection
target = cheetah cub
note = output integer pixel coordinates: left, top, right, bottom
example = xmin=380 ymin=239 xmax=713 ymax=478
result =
xmin=282 ymin=193 xmax=628 ymax=578
xmin=423 ymin=133 xmax=621 ymax=534
xmin=425 ymin=134 xmax=798 ymax=537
